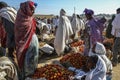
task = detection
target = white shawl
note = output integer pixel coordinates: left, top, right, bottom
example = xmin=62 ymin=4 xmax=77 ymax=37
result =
xmin=54 ymin=9 xmax=73 ymax=56
xmin=0 ymin=7 xmax=17 ymax=23
xmin=95 ymin=42 xmax=112 ymax=73
xmin=85 ymin=56 xmax=106 ymax=80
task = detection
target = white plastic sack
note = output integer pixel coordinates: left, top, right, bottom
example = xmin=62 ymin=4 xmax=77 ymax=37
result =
xmin=40 ymin=44 xmax=54 ymax=54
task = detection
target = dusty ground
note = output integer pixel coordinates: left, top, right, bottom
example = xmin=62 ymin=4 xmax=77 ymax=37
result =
xmin=112 ymin=64 xmax=120 ymax=80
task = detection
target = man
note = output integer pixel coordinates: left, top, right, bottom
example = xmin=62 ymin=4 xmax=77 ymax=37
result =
xmin=91 ymin=42 xmax=112 ymax=80
xmin=54 ymin=9 xmax=73 ymax=56
xmin=52 ymin=16 xmax=59 ymax=35
xmin=111 ymin=8 xmax=120 ymax=66
xmin=71 ymin=14 xmax=85 ymax=39
xmin=0 ymin=1 xmax=17 ymax=59
xmin=106 ymin=15 xmax=115 ymax=38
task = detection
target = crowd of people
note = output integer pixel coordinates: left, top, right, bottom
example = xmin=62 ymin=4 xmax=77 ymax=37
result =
xmin=0 ymin=1 xmax=120 ymax=80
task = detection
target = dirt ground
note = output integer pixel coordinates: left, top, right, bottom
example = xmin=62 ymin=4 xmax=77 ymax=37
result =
xmin=112 ymin=64 xmax=120 ymax=80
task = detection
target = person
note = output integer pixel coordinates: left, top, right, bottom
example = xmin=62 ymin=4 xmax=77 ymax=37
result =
xmin=52 ymin=16 xmax=59 ymax=35
xmin=41 ymin=25 xmax=50 ymax=41
xmin=111 ymin=8 xmax=120 ymax=66
xmin=47 ymin=18 xmax=52 ymax=33
xmin=97 ymin=17 xmax=107 ymax=42
xmin=0 ymin=1 xmax=17 ymax=59
xmin=85 ymin=55 xmax=107 ymax=80
xmin=83 ymin=8 xmax=102 ymax=55
xmin=71 ymin=14 xmax=85 ymax=39
xmin=91 ymin=42 xmax=113 ymax=80
xmin=54 ymin=9 xmax=73 ymax=56
xmin=14 ymin=1 xmax=39 ymax=79
xmin=0 ymin=55 xmax=18 ymax=80
xmin=71 ymin=55 xmax=106 ymax=80
xmin=103 ymin=41 xmax=113 ymax=60
xmin=106 ymin=15 xmax=115 ymax=38
xmin=54 ymin=15 xmax=59 ymax=29
xmin=0 ymin=21 xmax=6 ymax=55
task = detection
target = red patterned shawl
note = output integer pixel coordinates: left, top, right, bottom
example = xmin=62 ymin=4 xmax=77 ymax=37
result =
xmin=15 ymin=1 xmax=36 ymax=69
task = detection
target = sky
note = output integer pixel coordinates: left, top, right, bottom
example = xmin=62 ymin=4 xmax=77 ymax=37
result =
xmin=1 ymin=0 xmax=120 ymax=15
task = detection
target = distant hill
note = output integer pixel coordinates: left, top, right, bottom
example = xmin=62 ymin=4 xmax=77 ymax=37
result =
xmin=80 ymin=13 xmax=115 ymax=20
xmin=34 ymin=13 xmax=114 ymax=20
xmin=34 ymin=14 xmax=55 ymax=19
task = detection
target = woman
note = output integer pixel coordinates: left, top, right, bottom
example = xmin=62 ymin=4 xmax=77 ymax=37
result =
xmin=83 ymin=8 xmax=101 ymax=55
xmin=71 ymin=55 xmax=106 ymax=80
xmin=54 ymin=9 xmax=73 ymax=56
xmin=15 ymin=1 xmax=39 ymax=79
xmin=91 ymin=42 xmax=113 ymax=80
xmin=85 ymin=55 xmax=107 ymax=80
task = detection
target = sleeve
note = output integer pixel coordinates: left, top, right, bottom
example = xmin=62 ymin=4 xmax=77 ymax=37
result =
xmin=111 ymin=17 xmax=117 ymax=36
xmin=91 ymin=71 xmax=106 ymax=80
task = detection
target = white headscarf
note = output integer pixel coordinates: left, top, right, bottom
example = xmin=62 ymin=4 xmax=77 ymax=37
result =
xmin=95 ymin=42 xmax=112 ymax=72
xmin=54 ymin=9 xmax=73 ymax=56
xmin=71 ymin=14 xmax=78 ymax=33
xmin=85 ymin=56 xmax=106 ymax=80
xmin=0 ymin=7 xmax=17 ymax=23
xmin=95 ymin=42 xmax=106 ymax=55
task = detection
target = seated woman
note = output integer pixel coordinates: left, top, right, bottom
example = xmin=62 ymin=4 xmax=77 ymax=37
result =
xmin=85 ymin=55 xmax=107 ymax=80
xmin=68 ymin=55 xmax=106 ymax=80
xmin=92 ymin=42 xmax=113 ymax=80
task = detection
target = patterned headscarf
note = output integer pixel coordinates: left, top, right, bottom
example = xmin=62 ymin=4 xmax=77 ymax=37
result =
xmin=95 ymin=42 xmax=106 ymax=55
xmin=19 ymin=1 xmax=37 ymax=16
xmin=84 ymin=8 xmax=94 ymax=15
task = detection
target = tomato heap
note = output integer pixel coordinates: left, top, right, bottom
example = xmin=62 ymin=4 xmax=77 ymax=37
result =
xmin=60 ymin=53 xmax=88 ymax=69
xmin=70 ymin=40 xmax=84 ymax=47
xmin=70 ymin=40 xmax=85 ymax=53
xmin=31 ymin=64 xmax=74 ymax=80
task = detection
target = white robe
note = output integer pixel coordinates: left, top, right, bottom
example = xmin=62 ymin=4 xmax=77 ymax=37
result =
xmin=111 ymin=13 xmax=120 ymax=37
xmin=54 ymin=10 xmax=73 ymax=56
xmin=71 ymin=15 xmax=85 ymax=39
